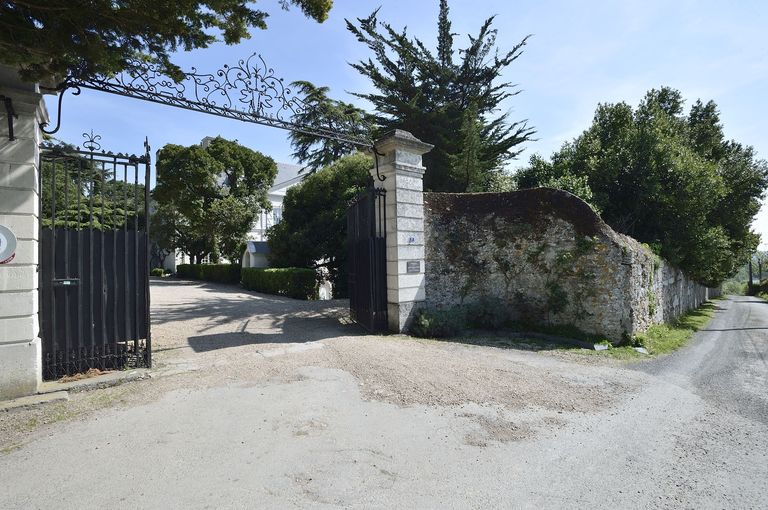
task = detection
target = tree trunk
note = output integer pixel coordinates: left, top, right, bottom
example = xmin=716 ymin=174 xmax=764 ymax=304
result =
xmin=749 ymin=258 xmax=754 ymax=294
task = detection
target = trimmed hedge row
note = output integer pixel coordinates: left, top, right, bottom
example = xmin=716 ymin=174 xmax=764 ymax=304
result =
xmin=176 ymin=264 xmax=241 ymax=284
xmin=241 ymin=267 xmax=318 ymax=300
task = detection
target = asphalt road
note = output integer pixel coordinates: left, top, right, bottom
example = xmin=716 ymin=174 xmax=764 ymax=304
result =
xmin=637 ymin=295 xmax=768 ymax=426
xmin=1 ymin=285 xmax=766 ymax=509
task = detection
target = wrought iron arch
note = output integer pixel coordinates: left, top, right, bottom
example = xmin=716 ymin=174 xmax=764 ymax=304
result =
xmin=40 ymin=53 xmax=374 ymax=150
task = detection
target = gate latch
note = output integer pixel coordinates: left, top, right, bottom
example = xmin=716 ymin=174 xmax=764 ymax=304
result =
xmin=53 ymin=278 xmax=80 ymax=287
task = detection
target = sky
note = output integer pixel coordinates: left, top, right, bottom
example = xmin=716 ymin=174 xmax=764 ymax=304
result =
xmin=44 ymin=0 xmax=768 ymax=243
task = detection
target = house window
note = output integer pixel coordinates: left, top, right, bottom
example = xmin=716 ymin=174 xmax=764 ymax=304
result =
xmin=272 ymin=207 xmax=282 ymax=224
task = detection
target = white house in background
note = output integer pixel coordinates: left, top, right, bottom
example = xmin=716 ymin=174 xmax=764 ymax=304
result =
xmin=163 ymin=137 xmax=306 ymax=271
xmin=242 ymin=161 xmax=305 ymax=268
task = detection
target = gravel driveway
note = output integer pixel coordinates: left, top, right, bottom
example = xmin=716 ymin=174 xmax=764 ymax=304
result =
xmin=1 ymin=280 xmax=766 ymax=508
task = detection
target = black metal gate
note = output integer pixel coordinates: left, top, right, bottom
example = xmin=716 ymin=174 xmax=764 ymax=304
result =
xmin=39 ymin=138 xmax=151 ymax=380
xmin=347 ymin=187 xmax=388 ymax=332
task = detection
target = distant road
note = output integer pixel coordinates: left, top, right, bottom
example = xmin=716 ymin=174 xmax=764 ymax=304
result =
xmin=637 ymin=295 xmax=768 ymax=425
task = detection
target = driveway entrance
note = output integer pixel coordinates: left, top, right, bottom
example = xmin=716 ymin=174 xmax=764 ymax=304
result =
xmin=150 ymin=278 xmax=359 ymax=367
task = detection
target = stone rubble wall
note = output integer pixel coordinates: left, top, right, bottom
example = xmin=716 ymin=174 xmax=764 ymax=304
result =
xmin=423 ymin=188 xmax=720 ymax=342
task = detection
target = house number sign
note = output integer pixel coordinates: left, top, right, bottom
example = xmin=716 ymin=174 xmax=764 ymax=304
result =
xmin=0 ymin=225 xmax=17 ymax=264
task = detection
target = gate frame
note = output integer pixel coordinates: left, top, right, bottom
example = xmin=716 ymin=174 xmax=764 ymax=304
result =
xmin=38 ymin=137 xmax=152 ymax=380
xmin=347 ymin=186 xmax=388 ymax=333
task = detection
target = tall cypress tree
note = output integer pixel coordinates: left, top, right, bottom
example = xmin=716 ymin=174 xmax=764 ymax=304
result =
xmin=290 ymin=0 xmax=535 ymax=191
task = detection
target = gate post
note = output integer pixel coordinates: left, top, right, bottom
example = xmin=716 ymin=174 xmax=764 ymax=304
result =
xmin=0 ymin=66 xmax=49 ymax=399
xmin=371 ymin=130 xmax=433 ymax=333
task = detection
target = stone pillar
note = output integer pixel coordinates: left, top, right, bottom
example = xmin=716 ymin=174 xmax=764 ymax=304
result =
xmin=0 ymin=67 xmax=48 ymax=399
xmin=371 ymin=130 xmax=433 ymax=333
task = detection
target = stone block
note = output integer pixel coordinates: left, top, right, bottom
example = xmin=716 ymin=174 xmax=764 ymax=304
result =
xmin=387 ymin=273 xmax=425 ymax=290
xmin=0 ymin=314 xmax=37 ymax=344
xmin=0 ymin=290 xmax=37 ymax=318
xmin=0 ymin=188 xmax=38 ymax=215
xmin=0 ymin=162 xmax=39 ymax=190
xmin=387 ymin=244 xmax=424 ymax=262
xmin=0 ymin=339 xmax=41 ymax=399
xmin=386 ymin=231 xmax=424 ymax=248
xmin=0 ymin=214 xmax=38 ymax=239
xmin=0 ymin=138 xmax=38 ymax=165
xmin=4 ymin=238 xmax=37 ymax=265
xmin=0 ymin=112 xmax=40 ymax=140
xmin=0 ymin=265 xmax=36 ymax=292
xmin=387 ymin=285 xmax=425 ymax=303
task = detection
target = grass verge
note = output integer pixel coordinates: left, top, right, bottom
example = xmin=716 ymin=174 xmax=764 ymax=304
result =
xmin=579 ymin=300 xmax=719 ymax=360
xmin=440 ymin=300 xmax=719 ymax=361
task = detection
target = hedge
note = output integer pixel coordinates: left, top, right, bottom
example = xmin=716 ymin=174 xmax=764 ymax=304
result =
xmin=176 ymin=264 xmax=241 ymax=284
xmin=241 ymin=267 xmax=318 ymax=300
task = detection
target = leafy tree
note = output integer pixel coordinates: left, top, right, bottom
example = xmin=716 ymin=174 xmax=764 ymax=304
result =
xmin=289 ymin=0 xmax=535 ymax=190
xmin=288 ymin=81 xmax=374 ymax=171
xmin=515 ymin=87 xmax=768 ymax=285
xmin=267 ymin=152 xmax=372 ymax=297
xmin=154 ymin=137 xmax=277 ymax=263
xmin=1 ymin=0 xmax=333 ymax=82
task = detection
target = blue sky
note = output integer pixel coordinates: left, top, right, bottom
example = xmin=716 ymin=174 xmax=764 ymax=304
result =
xmin=45 ymin=0 xmax=768 ymax=242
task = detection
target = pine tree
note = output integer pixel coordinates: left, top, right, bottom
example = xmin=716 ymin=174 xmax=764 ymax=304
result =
xmin=289 ymin=0 xmax=535 ymax=191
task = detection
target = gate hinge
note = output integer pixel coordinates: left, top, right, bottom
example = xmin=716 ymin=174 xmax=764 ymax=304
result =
xmin=0 ymin=95 xmax=18 ymax=141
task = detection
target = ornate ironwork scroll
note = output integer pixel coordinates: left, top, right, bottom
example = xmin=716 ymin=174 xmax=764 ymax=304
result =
xmin=46 ymin=54 xmax=373 ymax=148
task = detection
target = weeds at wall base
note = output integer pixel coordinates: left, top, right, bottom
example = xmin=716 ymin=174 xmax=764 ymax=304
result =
xmin=411 ymin=299 xmax=718 ymax=361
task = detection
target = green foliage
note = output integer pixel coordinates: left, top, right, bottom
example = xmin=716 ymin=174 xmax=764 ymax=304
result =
xmin=150 ymin=268 xmax=165 ymax=277
xmin=176 ymin=263 xmax=241 ymax=284
xmin=288 ymin=81 xmax=374 ymax=171
xmin=267 ymin=152 xmax=372 ymax=297
xmin=722 ymin=279 xmax=747 ymax=296
xmin=516 ymin=154 xmax=595 ymax=206
xmin=633 ymin=301 xmax=717 ymax=354
xmin=40 ymin=144 xmax=146 ymax=230
xmin=647 ymin=289 xmax=658 ymax=316
xmin=545 ymin=280 xmax=568 ymax=315
xmin=515 ymin=87 xmax=768 ymax=285
xmin=1 ymin=1 xmax=332 ymax=82
xmin=154 ymin=137 xmax=277 ymax=264
xmin=410 ymin=308 xmax=464 ymax=338
xmin=464 ymin=296 xmax=512 ymax=329
xmin=290 ymin=0 xmax=535 ymax=190
xmin=241 ymin=267 xmax=318 ymax=300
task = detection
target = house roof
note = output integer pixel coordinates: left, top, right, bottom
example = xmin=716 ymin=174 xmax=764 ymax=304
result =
xmin=246 ymin=241 xmax=270 ymax=254
xmin=271 ymin=163 xmax=306 ymax=192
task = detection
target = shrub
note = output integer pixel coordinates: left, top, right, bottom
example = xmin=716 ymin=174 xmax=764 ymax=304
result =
xmin=410 ymin=308 xmax=465 ymax=338
xmin=241 ymin=267 xmax=318 ymax=300
xmin=150 ymin=268 xmax=164 ymax=277
xmin=175 ymin=263 xmax=241 ymax=284
xmin=464 ymin=296 xmax=512 ymax=329
xmin=722 ymin=279 xmax=746 ymax=296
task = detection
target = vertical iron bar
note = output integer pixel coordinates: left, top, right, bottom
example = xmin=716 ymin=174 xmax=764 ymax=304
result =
xmin=50 ymin=157 xmax=57 ymax=376
xmin=123 ymin=161 xmax=129 ymax=356
xmin=111 ymin=156 xmax=118 ymax=365
xmin=100 ymin=159 xmax=107 ymax=365
xmin=88 ymin=152 xmax=95 ymax=369
xmin=76 ymin=157 xmax=84 ymax=373
xmin=63 ymin=157 xmax=71 ymax=374
xmin=144 ymin=140 xmax=152 ymax=367
xmin=133 ymin=161 xmax=139 ymax=367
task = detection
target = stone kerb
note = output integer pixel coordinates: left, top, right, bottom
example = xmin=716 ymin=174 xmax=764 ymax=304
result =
xmin=0 ymin=66 xmax=48 ymax=399
xmin=371 ymin=130 xmax=433 ymax=333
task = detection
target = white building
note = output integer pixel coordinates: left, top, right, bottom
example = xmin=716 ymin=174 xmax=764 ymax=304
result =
xmin=242 ymin=161 xmax=305 ymax=268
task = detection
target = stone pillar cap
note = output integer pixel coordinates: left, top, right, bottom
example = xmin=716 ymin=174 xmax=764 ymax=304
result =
xmin=374 ymin=129 xmax=434 ymax=155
